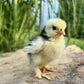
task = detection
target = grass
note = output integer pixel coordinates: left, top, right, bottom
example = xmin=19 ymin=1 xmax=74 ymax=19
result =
xmin=0 ymin=0 xmax=84 ymax=52
xmin=65 ymin=37 xmax=84 ymax=50
xmin=0 ymin=0 xmax=39 ymax=52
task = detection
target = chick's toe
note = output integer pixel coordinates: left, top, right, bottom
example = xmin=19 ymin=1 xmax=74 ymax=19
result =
xmin=42 ymin=66 xmax=55 ymax=73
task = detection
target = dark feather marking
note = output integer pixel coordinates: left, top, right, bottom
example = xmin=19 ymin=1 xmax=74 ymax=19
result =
xmin=28 ymin=44 xmax=32 ymax=46
xmin=28 ymin=53 xmax=32 ymax=55
xmin=27 ymin=53 xmax=33 ymax=64
xmin=29 ymin=26 xmax=50 ymax=41
xmin=40 ymin=26 xmax=50 ymax=41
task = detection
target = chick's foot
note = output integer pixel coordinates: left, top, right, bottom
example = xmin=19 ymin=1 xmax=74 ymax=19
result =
xmin=35 ymin=67 xmax=51 ymax=80
xmin=43 ymin=66 xmax=55 ymax=73
xmin=41 ymin=73 xmax=51 ymax=81
xmin=35 ymin=72 xmax=51 ymax=80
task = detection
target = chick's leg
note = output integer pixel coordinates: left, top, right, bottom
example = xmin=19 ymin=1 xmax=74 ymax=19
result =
xmin=35 ymin=67 xmax=42 ymax=79
xmin=43 ymin=65 xmax=55 ymax=73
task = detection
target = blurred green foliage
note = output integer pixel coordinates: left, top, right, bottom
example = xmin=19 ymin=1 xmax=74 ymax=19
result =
xmin=0 ymin=0 xmax=40 ymax=52
xmin=65 ymin=37 xmax=84 ymax=50
xmin=58 ymin=0 xmax=84 ymax=38
xmin=0 ymin=0 xmax=84 ymax=52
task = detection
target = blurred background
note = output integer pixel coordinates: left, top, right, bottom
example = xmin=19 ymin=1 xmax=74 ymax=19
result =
xmin=0 ymin=0 xmax=84 ymax=52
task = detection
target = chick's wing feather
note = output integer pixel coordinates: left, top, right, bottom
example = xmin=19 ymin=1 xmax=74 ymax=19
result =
xmin=24 ymin=36 xmax=44 ymax=54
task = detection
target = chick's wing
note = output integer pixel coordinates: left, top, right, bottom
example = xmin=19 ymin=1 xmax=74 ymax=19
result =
xmin=24 ymin=36 xmax=44 ymax=54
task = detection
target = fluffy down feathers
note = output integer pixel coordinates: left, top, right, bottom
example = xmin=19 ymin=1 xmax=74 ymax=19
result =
xmin=24 ymin=18 xmax=66 ymax=80
xmin=24 ymin=36 xmax=44 ymax=54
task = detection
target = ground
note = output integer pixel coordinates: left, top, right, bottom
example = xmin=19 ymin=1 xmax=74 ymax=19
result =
xmin=0 ymin=45 xmax=84 ymax=84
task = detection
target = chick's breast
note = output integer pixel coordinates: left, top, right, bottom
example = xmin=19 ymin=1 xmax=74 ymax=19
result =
xmin=33 ymin=36 xmax=65 ymax=67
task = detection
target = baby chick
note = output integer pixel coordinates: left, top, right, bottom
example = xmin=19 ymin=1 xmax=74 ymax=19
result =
xmin=24 ymin=18 xmax=66 ymax=80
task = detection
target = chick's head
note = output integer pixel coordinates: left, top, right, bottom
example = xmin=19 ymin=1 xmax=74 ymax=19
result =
xmin=45 ymin=18 xmax=66 ymax=37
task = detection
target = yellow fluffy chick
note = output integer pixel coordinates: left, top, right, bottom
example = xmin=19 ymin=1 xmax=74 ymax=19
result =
xmin=24 ymin=18 xmax=66 ymax=80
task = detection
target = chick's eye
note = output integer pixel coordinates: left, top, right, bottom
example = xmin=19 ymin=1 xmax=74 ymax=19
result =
xmin=52 ymin=26 xmax=57 ymax=30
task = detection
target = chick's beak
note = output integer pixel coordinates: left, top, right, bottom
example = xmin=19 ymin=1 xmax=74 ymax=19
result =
xmin=57 ymin=29 xmax=65 ymax=35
